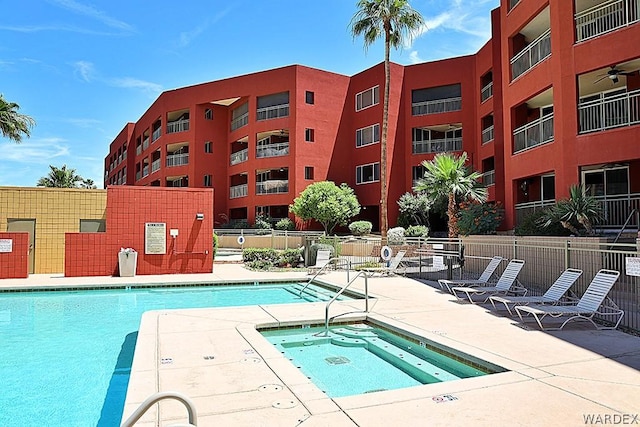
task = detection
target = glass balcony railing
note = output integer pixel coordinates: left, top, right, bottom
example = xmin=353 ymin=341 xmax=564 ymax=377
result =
xmin=575 ymin=0 xmax=639 ymax=42
xmin=152 ymin=128 xmax=161 ymax=142
xmin=481 ymin=82 xmax=493 ymax=102
xmin=509 ymin=0 xmax=521 ymax=11
xmin=482 ymin=125 xmax=495 ymax=144
xmin=411 ymin=97 xmax=461 ymax=116
xmin=412 ymin=137 xmax=462 ymax=154
xmin=256 ymin=142 xmax=289 ymax=158
xmin=230 ymin=112 xmax=249 ymax=131
xmin=511 ymin=29 xmax=551 ymax=80
xmin=166 ymin=153 xmax=189 ymax=167
xmin=578 ymin=89 xmax=640 ymax=133
xmin=142 ymin=165 xmax=149 ymax=178
xmin=256 ymin=180 xmax=289 ymax=194
xmin=151 ymin=159 xmax=161 ymax=173
xmin=230 ymin=148 xmax=248 ymax=165
xmin=513 ymin=113 xmax=554 ymax=153
xmin=256 ymin=104 xmax=289 ymax=121
xmin=166 ymin=118 xmax=190 ymax=134
xmin=229 ymin=184 xmax=248 ymax=199
xmin=482 ymin=170 xmax=495 ymax=186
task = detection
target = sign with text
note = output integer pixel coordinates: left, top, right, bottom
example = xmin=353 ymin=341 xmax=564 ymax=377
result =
xmin=0 ymin=239 xmax=13 ymax=253
xmin=625 ymin=257 xmax=640 ymax=277
xmin=145 ymin=223 xmax=166 ymax=255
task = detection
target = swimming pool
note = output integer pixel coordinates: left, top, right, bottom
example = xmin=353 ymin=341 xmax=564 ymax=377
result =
xmin=262 ymin=322 xmax=506 ymax=397
xmin=0 ymin=281 xmax=354 ymax=427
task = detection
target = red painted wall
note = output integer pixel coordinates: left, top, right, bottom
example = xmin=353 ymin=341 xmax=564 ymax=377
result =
xmin=0 ymin=232 xmax=29 ymax=279
xmin=65 ymin=186 xmax=214 ymax=277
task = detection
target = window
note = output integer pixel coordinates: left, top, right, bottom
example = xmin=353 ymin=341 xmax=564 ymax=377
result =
xmin=204 ymin=141 xmax=212 ymax=153
xmin=204 ymin=108 xmax=213 ymax=120
xmin=256 ymin=92 xmax=290 ymax=120
xmin=356 ymin=86 xmax=379 ymax=111
xmin=304 ymin=166 xmax=314 ymax=180
xmin=412 ymin=166 xmax=425 ymax=183
xmin=356 ymin=162 xmax=380 ymax=184
xmin=411 ymin=84 xmax=462 ymax=116
xmin=356 ymin=123 xmax=380 ymax=147
xmin=582 ymin=166 xmax=629 ymax=196
xmin=305 ymin=91 xmax=314 ymax=104
xmin=541 ymin=174 xmax=555 ymax=201
xmin=204 ymin=175 xmax=212 ymax=187
xmin=305 ymin=128 xmax=315 ymax=142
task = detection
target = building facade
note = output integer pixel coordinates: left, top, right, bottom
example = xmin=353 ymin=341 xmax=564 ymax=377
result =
xmin=105 ymin=0 xmax=640 ymax=231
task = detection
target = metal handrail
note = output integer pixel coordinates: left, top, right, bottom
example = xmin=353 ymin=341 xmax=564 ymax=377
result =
xmin=317 ymin=270 xmax=369 ymax=337
xmin=299 ymin=256 xmax=340 ymax=297
xmin=611 ymin=208 xmax=638 ymax=246
xmin=121 ymin=391 xmax=197 ymax=427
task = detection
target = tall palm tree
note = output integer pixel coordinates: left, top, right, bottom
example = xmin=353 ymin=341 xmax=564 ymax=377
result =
xmin=0 ymin=94 xmax=36 ymax=143
xmin=414 ymin=152 xmax=488 ymax=238
xmin=36 ymin=165 xmax=84 ymax=188
xmin=350 ymin=0 xmax=424 ymax=240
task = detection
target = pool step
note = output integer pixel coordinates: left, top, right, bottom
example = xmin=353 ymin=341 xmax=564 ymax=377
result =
xmin=331 ymin=327 xmax=379 ymax=339
xmin=289 ymin=284 xmax=336 ymax=302
xmin=330 ymin=336 xmax=368 ymax=348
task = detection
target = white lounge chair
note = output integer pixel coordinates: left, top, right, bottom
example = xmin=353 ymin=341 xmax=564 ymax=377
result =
xmin=361 ymin=250 xmax=407 ymax=276
xmin=438 ymin=256 xmax=504 ymax=293
xmin=515 ymin=269 xmax=622 ymax=330
xmin=489 ymin=268 xmax=583 ymax=315
xmin=307 ymin=250 xmax=332 ymax=275
xmin=451 ymin=259 xmax=526 ymax=304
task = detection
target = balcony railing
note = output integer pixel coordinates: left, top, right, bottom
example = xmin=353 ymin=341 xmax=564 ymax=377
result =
xmin=152 ymin=128 xmax=161 ymax=142
xmin=511 ymin=29 xmax=551 ymax=80
xmin=412 ymin=97 xmax=462 ymax=116
xmin=482 ymin=125 xmax=495 ymax=144
xmin=412 ymin=137 xmax=462 ymax=154
xmin=515 ymin=199 xmax=555 ymax=226
xmin=230 ymin=184 xmax=248 ymax=199
xmin=256 ymin=180 xmax=289 ymax=194
xmin=513 ymin=113 xmax=554 ymax=153
xmin=135 ymin=171 xmax=141 ymax=181
xmin=256 ymin=104 xmax=289 ymax=121
xmin=230 ymin=148 xmax=248 ymax=165
xmin=575 ymin=0 xmax=639 ymax=42
xmin=481 ymin=82 xmax=493 ymax=102
xmin=509 ymin=0 xmax=521 ymax=11
xmin=482 ymin=170 xmax=496 ymax=186
xmin=256 ymin=142 xmax=289 ymax=158
xmin=151 ymin=159 xmax=161 ymax=173
xmin=596 ymin=193 xmax=640 ymax=228
xmin=579 ymin=89 xmax=640 ymax=133
xmin=142 ymin=165 xmax=149 ymax=178
xmin=166 ymin=153 xmax=189 ymax=167
xmin=166 ymin=118 xmax=189 ymax=134
xmin=231 ymin=112 xmax=249 ymax=131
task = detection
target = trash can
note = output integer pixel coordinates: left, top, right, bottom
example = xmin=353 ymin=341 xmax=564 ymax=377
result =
xmin=118 ymin=248 xmax=138 ymax=277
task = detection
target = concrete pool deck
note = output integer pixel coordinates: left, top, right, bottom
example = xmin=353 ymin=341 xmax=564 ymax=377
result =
xmin=2 ymin=265 xmax=639 ymax=426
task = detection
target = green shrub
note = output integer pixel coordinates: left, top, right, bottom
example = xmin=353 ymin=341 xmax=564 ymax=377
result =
xmin=349 ymin=220 xmax=373 ymax=236
xmin=212 ymin=232 xmax=219 ymax=258
xmin=242 ymin=248 xmax=278 ymax=263
xmin=246 ymin=260 xmax=272 ymax=271
xmin=515 ymin=208 xmax=571 ymax=236
xmin=278 ymin=248 xmax=302 ymax=267
xmin=231 ymin=219 xmax=250 ymax=229
xmin=458 ymin=202 xmax=503 ymax=236
xmin=405 ymin=225 xmax=429 ymax=238
xmin=275 ymin=217 xmax=295 ymax=231
xmin=387 ymin=227 xmax=405 ymax=245
xmin=253 ymin=215 xmax=272 ymax=235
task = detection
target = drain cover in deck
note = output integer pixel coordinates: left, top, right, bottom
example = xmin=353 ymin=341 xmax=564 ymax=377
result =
xmin=325 ymin=356 xmax=350 ymax=365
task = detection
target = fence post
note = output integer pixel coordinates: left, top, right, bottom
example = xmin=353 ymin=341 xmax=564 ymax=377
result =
xmin=285 ymin=230 xmax=288 ymax=250
xmin=565 ymin=240 xmax=570 ymax=269
xmin=513 ymin=237 xmax=518 ymax=259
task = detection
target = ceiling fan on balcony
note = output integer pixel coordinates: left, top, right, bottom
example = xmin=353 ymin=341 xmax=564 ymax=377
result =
xmin=594 ymin=65 xmax=637 ymax=84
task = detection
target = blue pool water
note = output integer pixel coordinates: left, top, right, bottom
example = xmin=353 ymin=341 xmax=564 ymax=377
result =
xmin=262 ymin=323 xmax=505 ymax=398
xmin=0 ymin=282 xmax=349 ymax=427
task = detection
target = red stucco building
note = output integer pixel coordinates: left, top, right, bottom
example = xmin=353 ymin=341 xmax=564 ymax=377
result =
xmin=105 ymin=0 xmax=640 ymax=231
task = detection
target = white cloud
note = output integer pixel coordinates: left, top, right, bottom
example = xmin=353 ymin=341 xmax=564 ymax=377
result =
xmin=108 ymin=77 xmax=163 ymax=97
xmin=0 ymin=24 xmax=119 ymax=35
xmin=73 ymin=60 xmax=95 ymax=82
xmin=47 ymin=0 xmax=134 ymax=33
xmin=69 ymin=61 xmax=162 ymax=96
xmin=63 ymin=118 xmax=102 ymax=128
xmin=174 ymin=8 xmax=232 ymax=49
xmin=409 ymin=50 xmax=423 ymax=64
xmin=4 ymin=138 xmax=70 ymax=164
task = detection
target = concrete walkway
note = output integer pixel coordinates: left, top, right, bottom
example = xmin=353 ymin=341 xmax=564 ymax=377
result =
xmin=3 ymin=266 xmax=639 ymax=426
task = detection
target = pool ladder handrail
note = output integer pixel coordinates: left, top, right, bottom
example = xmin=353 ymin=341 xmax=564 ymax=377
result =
xmin=121 ymin=391 xmax=197 ymax=427
xmin=316 ymin=270 xmax=369 ymax=337
xmin=299 ymin=256 xmax=343 ymax=297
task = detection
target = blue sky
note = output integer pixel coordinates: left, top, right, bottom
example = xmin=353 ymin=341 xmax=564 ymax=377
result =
xmin=1 ymin=0 xmax=499 ymax=188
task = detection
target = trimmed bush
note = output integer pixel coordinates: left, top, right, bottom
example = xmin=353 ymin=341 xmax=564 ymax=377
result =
xmin=246 ymin=260 xmax=272 ymax=271
xmin=212 ymin=232 xmax=219 ymax=258
xmin=242 ymin=248 xmax=278 ymax=264
xmin=278 ymin=248 xmax=302 ymax=267
xmin=387 ymin=227 xmax=405 ymax=245
xmin=275 ymin=217 xmax=295 ymax=231
xmin=349 ymin=220 xmax=373 ymax=236
xmin=405 ymin=225 xmax=429 ymax=238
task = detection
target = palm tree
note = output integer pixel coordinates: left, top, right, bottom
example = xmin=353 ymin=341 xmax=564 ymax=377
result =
xmin=539 ymin=184 xmax=604 ymax=235
xmin=36 ymin=165 xmax=84 ymax=188
xmin=80 ymin=178 xmax=97 ymax=189
xmin=414 ymin=152 xmax=488 ymax=238
xmin=0 ymin=94 xmax=36 ymax=143
xmin=350 ymin=0 xmax=424 ymax=240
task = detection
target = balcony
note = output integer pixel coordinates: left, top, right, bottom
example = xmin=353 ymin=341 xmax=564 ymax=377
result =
xmin=135 ymin=171 xmax=141 ymax=181
xmin=482 ymin=170 xmax=496 ymax=186
xmin=412 ymin=137 xmax=462 ymax=154
xmin=411 ymin=97 xmax=461 ymax=116
xmin=256 ymin=141 xmax=289 ymax=159
xmin=151 ymin=159 xmax=161 ymax=173
xmin=575 ymin=0 xmax=639 ymax=42
xmin=166 ymin=153 xmax=189 ymax=167
xmin=481 ymin=82 xmax=493 ymax=103
xmin=230 ymin=184 xmax=248 ymax=199
xmin=230 ymin=149 xmax=248 ymax=165
xmin=482 ymin=125 xmax=495 ymax=144
xmin=142 ymin=165 xmax=149 ymax=178
xmin=231 ymin=112 xmax=249 ymax=131
xmin=596 ymin=192 xmax=640 ymax=228
xmin=578 ymin=88 xmax=640 ymax=133
xmin=511 ymin=29 xmax=551 ymax=80
xmin=257 ymin=104 xmax=289 ymax=121
xmin=152 ymin=128 xmax=161 ymax=142
xmin=513 ymin=114 xmax=554 ymax=153
xmin=166 ymin=118 xmax=190 ymax=134
xmin=256 ymin=180 xmax=289 ymax=194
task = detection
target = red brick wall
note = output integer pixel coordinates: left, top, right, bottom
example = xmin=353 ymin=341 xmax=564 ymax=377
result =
xmin=65 ymin=186 xmax=214 ymax=277
xmin=0 ymin=232 xmax=29 ymax=279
